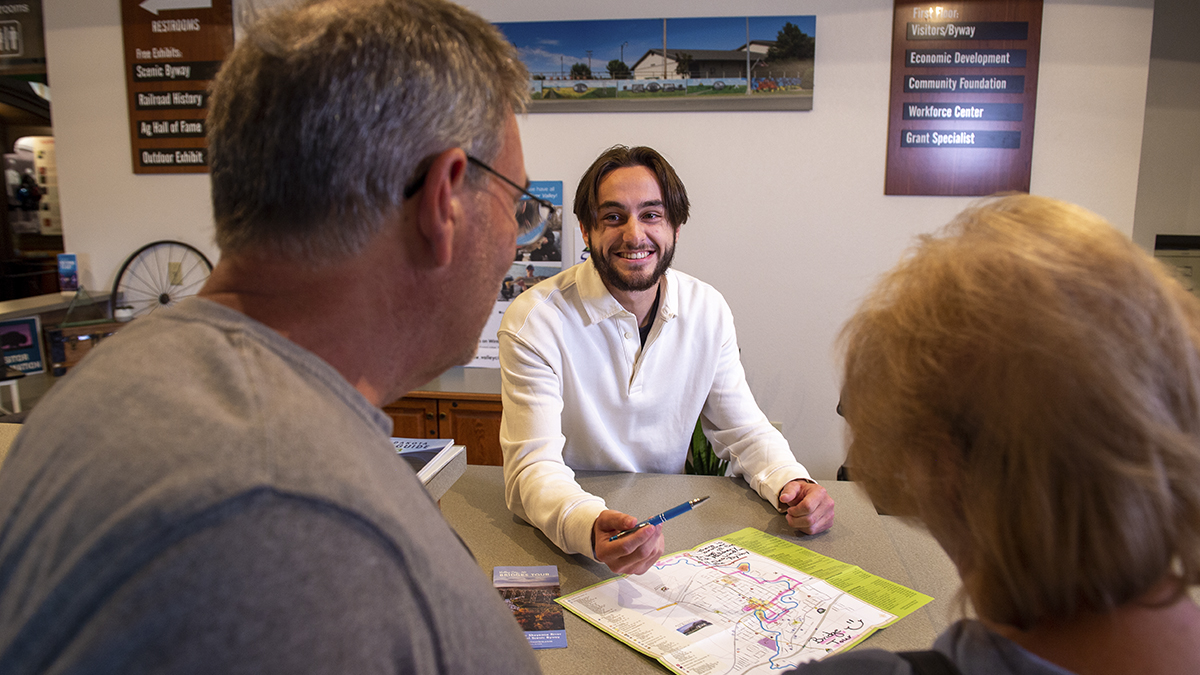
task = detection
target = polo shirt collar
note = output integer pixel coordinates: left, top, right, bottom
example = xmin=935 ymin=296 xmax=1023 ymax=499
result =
xmin=577 ymin=258 xmax=679 ymax=327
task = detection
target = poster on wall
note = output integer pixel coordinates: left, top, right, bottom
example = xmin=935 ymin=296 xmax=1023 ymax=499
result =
xmin=884 ymin=0 xmax=1043 ymax=196
xmin=0 ymin=316 xmax=44 ymax=375
xmin=470 ymin=181 xmax=564 ymax=368
xmin=494 ymin=16 xmax=815 ymax=113
xmin=5 ymin=135 xmax=45 ymax=235
xmin=120 ymin=0 xmax=234 ymax=174
xmin=30 ymin=135 xmax=58 ymax=234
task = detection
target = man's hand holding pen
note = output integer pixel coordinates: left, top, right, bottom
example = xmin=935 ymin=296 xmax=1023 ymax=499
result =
xmin=594 ymin=486 xmax=833 ymax=576
xmin=593 ymin=510 xmax=665 ymax=575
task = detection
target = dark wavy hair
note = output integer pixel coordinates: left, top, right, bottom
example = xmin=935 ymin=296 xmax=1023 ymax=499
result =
xmin=573 ymin=145 xmax=690 ymax=232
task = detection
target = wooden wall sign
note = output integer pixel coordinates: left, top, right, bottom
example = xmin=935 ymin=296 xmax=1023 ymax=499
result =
xmin=120 ymin=0 xmax=233 ymax=174
xmin=885 ymin=1 xmax=1042 ymax=196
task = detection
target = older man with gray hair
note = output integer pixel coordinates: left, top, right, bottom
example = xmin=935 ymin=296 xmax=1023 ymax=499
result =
xmin=0 ymin=0 xmax=540 ymax=672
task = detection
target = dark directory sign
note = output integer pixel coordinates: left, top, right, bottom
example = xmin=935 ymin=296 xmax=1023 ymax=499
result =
xmin=885 ymin=1 xmax=1043 ymax=196
xmin=120 ymin=0 xmax=233 ymax=174
xmin=0 ymin=0 xmax=46 ymax=78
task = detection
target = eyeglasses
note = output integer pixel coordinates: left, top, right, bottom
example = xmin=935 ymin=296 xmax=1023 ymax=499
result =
xmin=404 ymin=154 xmax=555 ymax=247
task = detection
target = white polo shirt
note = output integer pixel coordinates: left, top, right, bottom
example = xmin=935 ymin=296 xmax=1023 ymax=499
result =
xmin=498 ymin=260 xmax=812 ymax=558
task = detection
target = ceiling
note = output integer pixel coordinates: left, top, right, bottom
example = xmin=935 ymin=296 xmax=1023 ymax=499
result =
xmin=0 ymin=79 xmax=49 ymax=127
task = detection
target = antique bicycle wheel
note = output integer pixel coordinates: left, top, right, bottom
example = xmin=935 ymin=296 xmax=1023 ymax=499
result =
xmin=110 ymin=240 xmax=213 ymax=319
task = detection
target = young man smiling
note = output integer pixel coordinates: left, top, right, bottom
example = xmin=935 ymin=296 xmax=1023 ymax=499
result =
xmin=498 ymin=146 xmax=834 ymax=575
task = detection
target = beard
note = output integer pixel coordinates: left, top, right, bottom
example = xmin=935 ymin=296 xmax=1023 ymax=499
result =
xmin=589 ymin=231 xmax=677 ymax=293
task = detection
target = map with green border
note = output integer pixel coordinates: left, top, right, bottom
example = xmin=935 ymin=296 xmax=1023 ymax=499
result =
xmin=558 ymin=527 xmax=933 ymax=674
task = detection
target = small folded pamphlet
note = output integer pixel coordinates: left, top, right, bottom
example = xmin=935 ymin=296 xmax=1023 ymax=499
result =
xmin=494 ymin=565 xmax=568 ymax=649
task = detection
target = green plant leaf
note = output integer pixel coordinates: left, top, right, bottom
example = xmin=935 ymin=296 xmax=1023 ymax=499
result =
xmin=686 ymin=417 xmax=729 ymax=476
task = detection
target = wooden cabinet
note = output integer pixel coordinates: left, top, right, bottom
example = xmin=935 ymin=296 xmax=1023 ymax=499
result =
xmin=383 ymin=391 xmax=503 ymax=466
xmin=383 ymin=397 xmax=439 ymax=439
xmin=46 ymin=321 xmax=128 ymax=375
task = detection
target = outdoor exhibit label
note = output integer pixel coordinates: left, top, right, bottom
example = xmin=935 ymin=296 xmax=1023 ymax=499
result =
xmin=885 ymin=1 xmax=1043 ymax=196
xmin=120 ymin=0 xmax=233 ymax=174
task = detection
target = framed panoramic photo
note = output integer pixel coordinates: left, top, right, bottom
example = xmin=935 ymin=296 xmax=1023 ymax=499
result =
xmin=495 ymin=16 xmax=817 ymax=112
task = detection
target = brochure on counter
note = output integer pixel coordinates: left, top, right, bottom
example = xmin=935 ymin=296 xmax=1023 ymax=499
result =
xmin=494 ymin=565 xmax=568 ymax=649
xmin=557 ymin=527 xmax=933 ymax=674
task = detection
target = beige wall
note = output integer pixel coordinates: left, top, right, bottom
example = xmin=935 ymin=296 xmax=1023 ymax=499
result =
xmin=44 ymin=0 xmax=1155 ymax=478
xmin=1132 ymin=0 xmax=1200 ymax=251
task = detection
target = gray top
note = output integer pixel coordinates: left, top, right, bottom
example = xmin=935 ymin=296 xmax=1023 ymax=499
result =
xmin=793 ymin=619 xmax=1075 ymax=674
xmin=0 ymin=297 xmax=540 ymax=674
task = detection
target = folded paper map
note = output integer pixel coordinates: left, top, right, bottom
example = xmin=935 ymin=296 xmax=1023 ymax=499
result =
xmin=558 ymin=527 xmax=933 ymax=674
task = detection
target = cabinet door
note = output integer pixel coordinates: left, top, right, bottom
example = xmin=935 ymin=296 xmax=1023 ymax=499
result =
xmin=383 ymin=398 xmax=439 ymax=439
xmin=439 ymin=399 xmax=503 ymax=466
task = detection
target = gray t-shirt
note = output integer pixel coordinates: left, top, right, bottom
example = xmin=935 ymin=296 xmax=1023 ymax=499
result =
xmin=0 ymin=298 xmax=540 ymax=674
xmin=791 ymin=620 xmax=1074 ymax=674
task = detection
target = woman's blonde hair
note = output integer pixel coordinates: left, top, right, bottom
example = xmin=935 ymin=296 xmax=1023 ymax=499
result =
xmin=840 ymin=194 xmax=1200 ymax=628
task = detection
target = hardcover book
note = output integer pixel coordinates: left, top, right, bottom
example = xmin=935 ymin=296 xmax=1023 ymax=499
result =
xmin=392 ymin=437 xmax=464 ymax=500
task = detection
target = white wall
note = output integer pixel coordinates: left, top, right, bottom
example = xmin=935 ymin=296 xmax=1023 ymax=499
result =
xmin=44 ymin=2 xmax=216 ymax=292
xmin=44 ymin=0 xmax=1154 ymax=479
xmin=1132 ymin=0 xmax=1200 ymax=251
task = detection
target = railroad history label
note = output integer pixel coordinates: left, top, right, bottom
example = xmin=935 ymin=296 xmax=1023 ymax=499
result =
xmin=885 ymin=1 xmax=1043 ymax=196
xmin=120 ymin=0 xmax=233 ymax=174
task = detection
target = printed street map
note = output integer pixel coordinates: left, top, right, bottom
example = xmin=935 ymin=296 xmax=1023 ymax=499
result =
xmin=558 ymin=528 xmax=932 ymax=674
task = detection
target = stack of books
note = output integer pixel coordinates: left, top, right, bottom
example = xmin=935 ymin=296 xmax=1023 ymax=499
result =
xmin=392 ymin=437 xmax=467 ymax=501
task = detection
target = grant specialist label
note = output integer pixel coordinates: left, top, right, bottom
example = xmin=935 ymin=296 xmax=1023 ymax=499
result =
xmin=900 ymin=129 xmax=1021 ymax=148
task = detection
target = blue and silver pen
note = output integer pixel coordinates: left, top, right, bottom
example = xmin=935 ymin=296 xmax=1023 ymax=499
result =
xmin=608 ymin=496 xmax=710 ymax=541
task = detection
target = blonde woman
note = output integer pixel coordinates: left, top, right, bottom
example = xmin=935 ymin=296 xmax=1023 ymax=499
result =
xmin=800 ymin=195 xmax=1200 ymax=674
